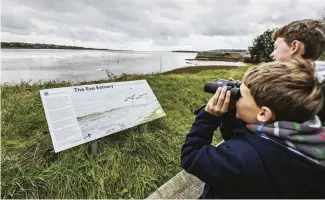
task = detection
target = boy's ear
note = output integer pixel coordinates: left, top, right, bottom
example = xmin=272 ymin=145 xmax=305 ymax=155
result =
xmin=290 ymin=40 xmax=304 ymax=56
xmin=257 ymin=106 xmax=275 ymax=123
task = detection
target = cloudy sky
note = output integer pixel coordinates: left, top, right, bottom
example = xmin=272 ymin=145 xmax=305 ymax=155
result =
xmin=1 ymin=0 xmax=325 ymax=51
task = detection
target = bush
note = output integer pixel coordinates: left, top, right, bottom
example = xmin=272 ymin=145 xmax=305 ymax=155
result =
xmin=248 ymin=29 xmax=276 ymax=63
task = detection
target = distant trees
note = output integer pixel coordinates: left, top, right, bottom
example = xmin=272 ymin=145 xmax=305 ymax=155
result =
xmin=0 ymin=42 xmax=110 ymax=50
xmin=248 ymin=29 xmax=275 ymax=63
xmin=1 ymin=42 xmax=135 ymax=51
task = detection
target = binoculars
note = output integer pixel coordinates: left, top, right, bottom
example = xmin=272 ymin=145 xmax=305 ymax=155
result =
xmin=204 ymin=79 xmax=242 ymax=100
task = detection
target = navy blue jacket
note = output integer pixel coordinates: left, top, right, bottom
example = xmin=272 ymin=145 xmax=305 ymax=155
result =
xmin=181 ymin=109 xmax=325 ymax=198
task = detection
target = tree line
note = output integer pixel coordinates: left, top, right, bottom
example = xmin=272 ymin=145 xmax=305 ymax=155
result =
xmin=1 ymin=42 xmax=132 ymax=51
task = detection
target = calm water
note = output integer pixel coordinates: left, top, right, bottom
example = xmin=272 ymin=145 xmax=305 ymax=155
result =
xmin=0 ymin=49 xmax=243 ymax=84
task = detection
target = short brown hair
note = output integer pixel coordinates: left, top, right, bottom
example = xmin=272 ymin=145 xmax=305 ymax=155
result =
xmin=243 ymin=59 xmax=323 ymax=123
xmin=271 ymin=19 xmax=325 ymax=60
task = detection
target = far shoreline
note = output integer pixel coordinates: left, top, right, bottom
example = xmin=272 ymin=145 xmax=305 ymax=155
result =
xmin=1 ymin=47 xmax=133 ymax=52
xmin=1 ymin=42 xmax=133 ymax=51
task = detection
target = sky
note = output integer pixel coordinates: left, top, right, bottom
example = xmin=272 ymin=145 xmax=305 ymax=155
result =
xmin=1 ymin=0 xmax=325 ymax=51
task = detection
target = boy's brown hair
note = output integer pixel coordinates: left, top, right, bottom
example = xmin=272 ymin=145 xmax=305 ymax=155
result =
xmin=243 ymin=59 xmax=323 ymax=123
xmin=271 ymin=19 xmax=325 ymax=60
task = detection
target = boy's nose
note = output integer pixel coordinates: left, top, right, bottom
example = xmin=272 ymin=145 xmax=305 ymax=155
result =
xmin=270 ymin=50 xmax=275 ymax=60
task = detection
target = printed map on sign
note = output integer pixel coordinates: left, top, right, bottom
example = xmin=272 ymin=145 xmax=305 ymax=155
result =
xmin=40 ymin=80 xmax=166 ymax=152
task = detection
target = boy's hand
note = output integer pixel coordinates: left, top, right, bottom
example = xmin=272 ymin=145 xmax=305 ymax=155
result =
xmin=205 ymin=86 xmax=231 ymax=116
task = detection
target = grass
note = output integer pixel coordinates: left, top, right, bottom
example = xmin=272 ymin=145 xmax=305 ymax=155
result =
xmin=1 ymin=65 xmax=250 ymax=199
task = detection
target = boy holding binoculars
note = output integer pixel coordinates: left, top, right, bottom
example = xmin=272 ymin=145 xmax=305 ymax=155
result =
xmin=181 ymin=19 xmax=325 ymax=198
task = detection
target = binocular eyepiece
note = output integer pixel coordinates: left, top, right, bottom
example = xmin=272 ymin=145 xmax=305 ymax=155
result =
xmin=204 ymin=79 xmax=241 ymax=100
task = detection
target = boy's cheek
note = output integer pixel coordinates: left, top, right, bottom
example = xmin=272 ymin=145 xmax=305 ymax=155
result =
xmin=274 ymin=49 xmax=291 ymax=62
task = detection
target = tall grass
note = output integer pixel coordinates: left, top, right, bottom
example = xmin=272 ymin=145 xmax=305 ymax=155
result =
xmin=1 ymin=66 xmax=249 ymax=199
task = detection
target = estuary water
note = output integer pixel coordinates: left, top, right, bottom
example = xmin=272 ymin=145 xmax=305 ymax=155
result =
xmin=1 ymin=49 xmax=244 ymax=84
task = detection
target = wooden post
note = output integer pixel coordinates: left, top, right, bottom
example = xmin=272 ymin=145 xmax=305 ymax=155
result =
xmin=88 ymin=140 xmax=98 ymax=155
xmin=138 ymin=123 xmax=148 ymax=133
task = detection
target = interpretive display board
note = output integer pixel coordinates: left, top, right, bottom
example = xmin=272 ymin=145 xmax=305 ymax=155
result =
xmin=40 ymin=80 xmax=166 ymax=152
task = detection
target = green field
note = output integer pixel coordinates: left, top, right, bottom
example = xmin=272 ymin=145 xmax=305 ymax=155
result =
xmin=1 ymin=65 xmax=250 ymax=199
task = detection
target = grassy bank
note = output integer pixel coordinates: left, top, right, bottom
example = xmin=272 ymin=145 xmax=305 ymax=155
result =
xmin=163 ymin=65 xmax=243 ymax=74
xmin=1 ymin=65 xmax=250 ymax=199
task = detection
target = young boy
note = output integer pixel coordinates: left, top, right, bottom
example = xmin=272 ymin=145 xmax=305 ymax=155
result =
xmin=218 ymin=19 xmax=325 ymax=140
xmin=181 ymin=59 xmax=325 ymax=198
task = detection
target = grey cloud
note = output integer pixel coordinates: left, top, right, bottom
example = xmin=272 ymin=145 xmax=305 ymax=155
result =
xmin=188 ymin=0 xmax=254 ymax=36
xmin=1 ymin=0 xmax=325 ymax=50
xmin=155 ymin=0 xmax=184 ymax=11
xmin=2 ymin=16 xmax=37 ymax=31
xmin=1 ymin=12 xmax=39 ymax=35
xmin=258 ymin=14 xmax=293 ymax=26
xmin=201 ymin=26 xmax=253 ymax=37
xmin=188 ymin=0 xmax=313 ymax=37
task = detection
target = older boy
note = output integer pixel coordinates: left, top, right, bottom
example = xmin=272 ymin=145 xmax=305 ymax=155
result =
xmin=270 ymin=19 xmax=325 ymax=121
xmin=181 ymin=59 xmax=325 ymax=198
